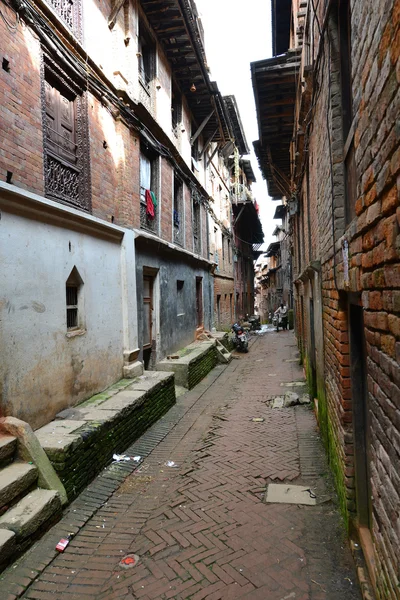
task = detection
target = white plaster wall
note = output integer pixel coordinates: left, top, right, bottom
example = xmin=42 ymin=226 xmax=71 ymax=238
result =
xmin=0 ymin=189 xmax=137 ymax=430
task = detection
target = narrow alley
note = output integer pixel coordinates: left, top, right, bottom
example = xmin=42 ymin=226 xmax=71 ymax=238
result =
xmin=1 ymin=330 xmax=361 ymax=600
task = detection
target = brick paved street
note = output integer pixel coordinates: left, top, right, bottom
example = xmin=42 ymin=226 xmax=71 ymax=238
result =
xmin=1 ymin=330 xmax=362 ymax=600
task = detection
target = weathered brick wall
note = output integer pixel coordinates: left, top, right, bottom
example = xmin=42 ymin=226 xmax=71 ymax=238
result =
xmin=292 ymin=1 xmax=400 ymax=597
xmin=160 ymin=158 xmax=173 ymax=241
xmin=0 ymin=11 xmax=44 ymax=193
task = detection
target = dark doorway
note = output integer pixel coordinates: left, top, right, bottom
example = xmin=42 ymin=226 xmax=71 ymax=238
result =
xmin=309 ymin=295 xmax=317 ymax=397
xmin=196 ymin=277 xmax=203 ymax=328
xmin=349 ymin=302 xmax=371 ymax=529
xmin=143 ymin=273 xmax=154 ymax=369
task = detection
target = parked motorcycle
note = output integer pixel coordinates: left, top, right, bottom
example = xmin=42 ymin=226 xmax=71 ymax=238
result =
xmin=273 ymin=313 xmax=288 ymax=331
xmin=245 ymin=313 xmax=261 ymax=331
xmin=231 ymin=322 xmax=249 ymax=352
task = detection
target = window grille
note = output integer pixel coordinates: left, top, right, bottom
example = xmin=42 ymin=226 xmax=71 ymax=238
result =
xmin=66 ymin=284 xmax=78 ymax=329
xmin=46 ymin=0 xmax=81 ymax=36
xmin=173 ymin=176 xmax=183 ymax=246
xmin=193 ymin=201 xmax=201 ymax=254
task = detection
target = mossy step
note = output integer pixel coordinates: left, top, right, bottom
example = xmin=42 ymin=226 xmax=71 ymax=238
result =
xmin=0 ymin=462 xmax=38 ymax=511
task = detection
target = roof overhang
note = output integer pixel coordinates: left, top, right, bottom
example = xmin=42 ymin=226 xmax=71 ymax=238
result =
xmin=233 ymin=202 xmax=264 ymax=245
xmin=251 ymin=50 xmax=301 ymax=199
xmin=240 ymin=159 xmax=256 ymax=183
xmin=140 ymin=0 xmax=231 ymax=143
xmin=223 ymin=95 xmax=249 ymax=155
xmin=265 ymin=241 xmax=281 ymax=257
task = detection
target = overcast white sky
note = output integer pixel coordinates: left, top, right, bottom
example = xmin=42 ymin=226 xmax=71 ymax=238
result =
xmin=196 ymin=0 xmax=275 ymax=247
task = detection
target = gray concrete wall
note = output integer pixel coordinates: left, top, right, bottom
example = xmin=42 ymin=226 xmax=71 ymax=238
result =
xmin=135 ymin=239 xmax=213 ymax=363
xmin=0 ymin=184 xmax=138 ymax=429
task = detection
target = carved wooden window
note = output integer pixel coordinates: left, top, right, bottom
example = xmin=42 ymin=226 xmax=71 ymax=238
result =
xmin=45 ymin=81 xmax=77 ymax=168
xmin=173 ymin=175 xmax=183 ymax=246
xmin=46 ymin=0 xmax=82 ymax=37
xmin=171 ymin=80 xmax=182 ymax=135
xmin=138 ymin=21 xmax=155 ymax=92
xmin=192 ymin=194 xmax=201 ymax=254
xmin=42 ymin=55 xmax=91 ymax=212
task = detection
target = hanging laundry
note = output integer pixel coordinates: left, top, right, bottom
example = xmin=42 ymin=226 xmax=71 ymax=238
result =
xmin=150 ymin=191 xmax=158 ymax=209
xmin=145 ymin=189 xmax=155 ymax=219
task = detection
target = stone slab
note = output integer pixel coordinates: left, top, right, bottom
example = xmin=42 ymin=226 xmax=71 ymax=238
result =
xmin=0 ymin=529 xmax=16 ymax=564
xmin=0 ymin=462 xmax=38 ymax=509
xmin=0 ymin=418 xmax=68 ymax=506
xmin=265 ymin=484 xmax=317 ymax=506
xmin=129 ymin=371 xmax=174 ymax=391
xmin=0 ymin=436 xmax=17 ymax=463
xmin=0 ymin=488 xmax=61 ymax=539
xmin=98 ymin=391 xmax=146 ymax=412
xmin=272 ymin=396 xmax=285 ymax=408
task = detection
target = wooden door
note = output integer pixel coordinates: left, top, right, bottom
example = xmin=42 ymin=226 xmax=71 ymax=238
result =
xmin=196 ymin=277 xmax=203 ymax=328
xmin=143 ymin=275 xmax=153 ymax=350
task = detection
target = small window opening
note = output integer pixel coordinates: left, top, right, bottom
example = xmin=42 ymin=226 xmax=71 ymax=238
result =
xmin=66 ymin=285 xmax=78 ymax=329
xmin=177 ymin=280 xmax=185 ymax=315
xmin=2 ymin=58 xmax=10 ymax=72
xmin=6 ymin=171 xmax=13 ymax=184
xmin=66 ymin=266 xmax=83 ymax=331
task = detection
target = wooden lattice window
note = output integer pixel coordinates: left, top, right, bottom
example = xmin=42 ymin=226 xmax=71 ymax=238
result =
xmin=138 ymin=21 xmax=155 ymax=92
xmin=42 ymin=54 xmax=91 ymax=211
xmin=173 ymin=175 xmax=183 ymax=246
xmin=46 ymin=0 xmax=82 ymax=37
xmin=192 ymin=194 xmax=201 ymax=254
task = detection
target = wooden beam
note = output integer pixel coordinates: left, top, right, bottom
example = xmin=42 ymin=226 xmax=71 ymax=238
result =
xmin=190 ymin=110 xmax=215 ymax=145
xmin=109 ymin=0 xmax=126 ymax=30
xmin=206 ymin=143 xmax=219 ymax=166
xmin=199 ymin=128 xmax=218 ymax=158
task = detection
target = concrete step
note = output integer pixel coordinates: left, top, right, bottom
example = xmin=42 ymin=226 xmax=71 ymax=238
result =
xmin=0 ymin=488 xmax=61 ymax=540
xmin=215 ymin=340 xmax=232 ymax=364
xmin=0 ymin=436 xmax=17 ymax=467
xmin=0 ymin=462 xmax=38 ymax=511
xmin=0 ymin=529 xmax=16 ymax=565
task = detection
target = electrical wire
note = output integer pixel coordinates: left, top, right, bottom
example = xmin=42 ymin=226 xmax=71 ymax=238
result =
xmin=0 ymin=0 xmax=19 ymax=30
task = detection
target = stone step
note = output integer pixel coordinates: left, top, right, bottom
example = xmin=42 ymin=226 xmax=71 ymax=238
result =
xmin=0 ymin=462 xmax=38 ymax=511
xmin=0 ymin=436 xmax=17 ymax=467
xmin=0 ymin=488 xmax=61 ymax=540
xmin=0 ymin=529 xmax=16 ymax=565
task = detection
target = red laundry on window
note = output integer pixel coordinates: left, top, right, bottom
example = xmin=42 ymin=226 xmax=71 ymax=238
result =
xmin=145 ymin=189 xmax=155 ymax=219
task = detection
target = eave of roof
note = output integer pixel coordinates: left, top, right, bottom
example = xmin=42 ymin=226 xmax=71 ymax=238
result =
xmin=251 ymin=49 xmax=301 ymax=198
xmin=140 ymin=0 xmax=231 ymax=143
xmin=223 ymin=95 xmax=249 ymax=155
xmin=240 ymin=159 xmax=256 ymax=183
xmin=265 ymin=240 xmax=281 ymax=257
xmin=233 ymin=202 xmax=264 ymax=245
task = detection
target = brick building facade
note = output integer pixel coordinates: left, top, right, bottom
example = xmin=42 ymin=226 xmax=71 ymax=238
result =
xmin=253 ymin=0 xmax=400 ymax=597
xmin=0 ymin=0 xmax=262 ymax=427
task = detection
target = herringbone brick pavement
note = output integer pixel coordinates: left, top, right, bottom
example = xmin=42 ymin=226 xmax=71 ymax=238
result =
xmin=9 ymin=330 xmax=361 ymax=600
